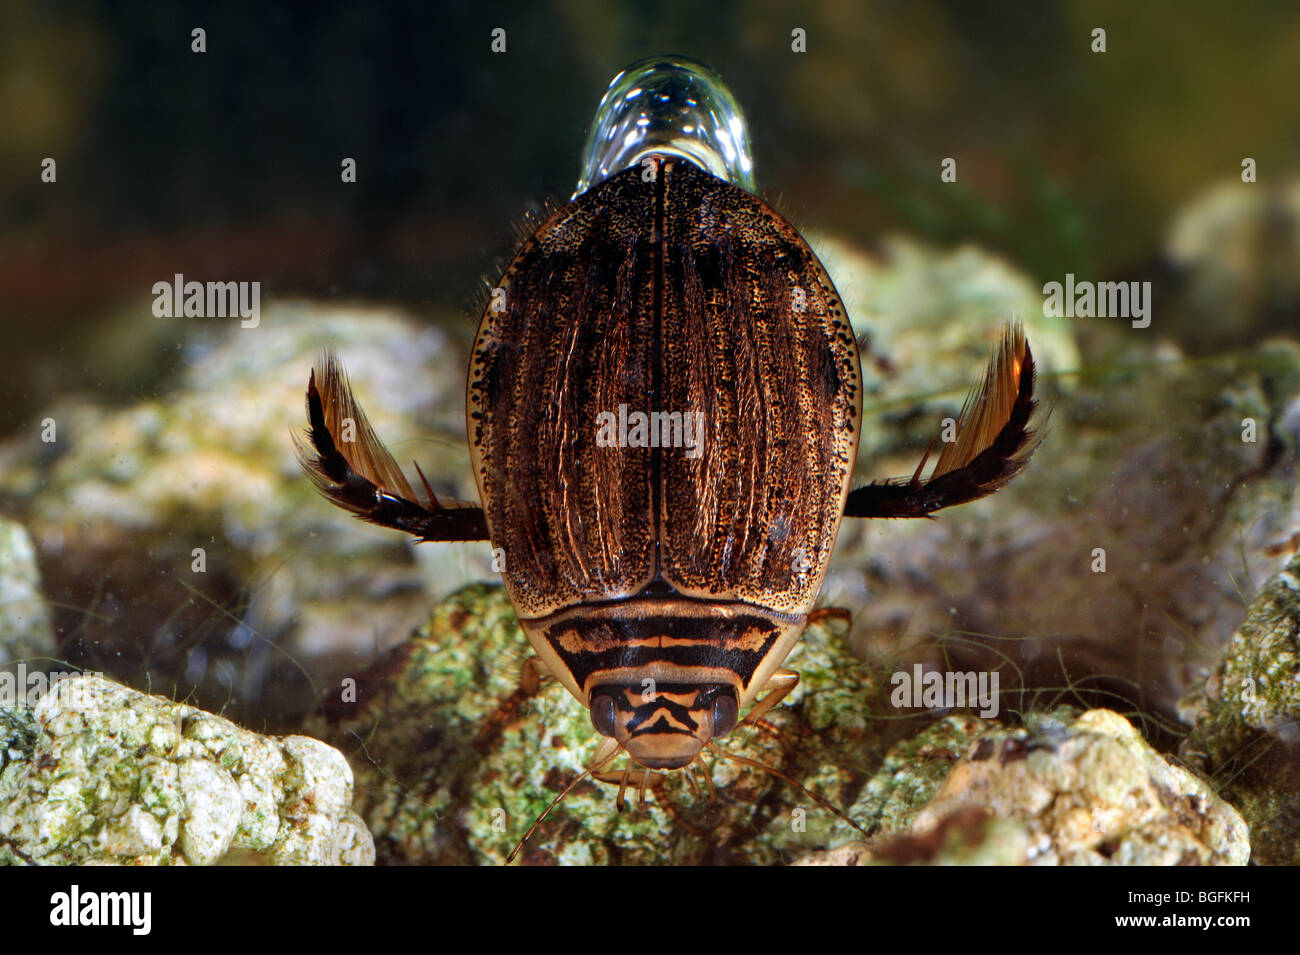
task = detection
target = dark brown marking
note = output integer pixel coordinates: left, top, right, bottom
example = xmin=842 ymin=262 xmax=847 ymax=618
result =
xmin=543 ymin=611 xmax=781 ymax=689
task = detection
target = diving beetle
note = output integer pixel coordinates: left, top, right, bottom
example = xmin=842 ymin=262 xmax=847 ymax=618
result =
xmin=297 ymin=57 xmax=1039 ymax=785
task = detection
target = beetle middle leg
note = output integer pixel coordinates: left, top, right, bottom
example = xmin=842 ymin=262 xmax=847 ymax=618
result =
xmin=473 ymin=655 xmax=552 ymax=753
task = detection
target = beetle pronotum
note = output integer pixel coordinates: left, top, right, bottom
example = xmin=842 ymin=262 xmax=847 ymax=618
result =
xmin=295 ymin=56 xmax=1040 ymax=842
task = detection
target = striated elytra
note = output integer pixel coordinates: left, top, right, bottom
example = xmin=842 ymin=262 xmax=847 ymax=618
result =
xmin=296 ymin=57 xmax=1040 ymax=780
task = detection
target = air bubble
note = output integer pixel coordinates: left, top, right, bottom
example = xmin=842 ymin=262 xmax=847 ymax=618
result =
xmin=574 ymin=55 xmax=756 ymax=198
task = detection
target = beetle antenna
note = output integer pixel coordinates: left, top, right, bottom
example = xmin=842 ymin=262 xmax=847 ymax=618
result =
xmin=704 ymin=741 xmax=868 ymax=837
xmin=507 ymin=743 xmax=621 ymax=864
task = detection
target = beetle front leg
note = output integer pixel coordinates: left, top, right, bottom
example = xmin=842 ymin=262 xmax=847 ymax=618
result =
xmin=742 ymin=667 xmax=800 ymax=727
xmin=592 ymin=765 xmax=670 ymax=809
xmin=589 ymin=738 xmax=668 ymax=807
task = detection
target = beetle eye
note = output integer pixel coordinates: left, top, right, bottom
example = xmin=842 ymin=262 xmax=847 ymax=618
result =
xmin=591 ymin=693 xmax=617 ymax=737
xmin=711 ymin=693 xmax=739 ymax=737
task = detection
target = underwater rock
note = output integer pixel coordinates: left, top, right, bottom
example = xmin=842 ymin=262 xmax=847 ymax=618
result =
xmin=306 ymin=583 xmax=891 ymax=866
xmin=0 ymin=674 xmax=373 ymax=865
xmin=805 ymin=708 xmax=1248 ymax=865
xmin=1179 ymin=552 xmax=1300 ymax=865
xmin=795 ymin=809 xmax=1033 ymax=866
xmin=0 ymin=517 xmax=54 ymax=668
xmin=0 ymin=301 xmax=490 ymax=727
xmin=836 ymin=712 xmax=991 ymax=838
xmin=907 ymin=708 xmax=1248 ymax=865
xmin=1163 ymin=178 xmax=1300 ymax=352
xmin=804 ymin=713 xmax=1033 ymax=865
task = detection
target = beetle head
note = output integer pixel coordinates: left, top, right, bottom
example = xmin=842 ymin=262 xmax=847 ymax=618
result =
xmin=588 ymin=681 xmax=739 ymax=769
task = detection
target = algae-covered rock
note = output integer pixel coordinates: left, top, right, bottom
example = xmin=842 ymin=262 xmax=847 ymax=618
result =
xmin=904 ymin=708 xmax=1248 ymax=865
xmin=1179 ymin=552 xmax=1300 ymax=865
xmin=0 ymin=517 xmax=54 ymax=667
xmin=837 ymin=713 xmax=992 ymax=839
xmin=802 ymin=708 xmax=1248 ymax=866
xmin=801 ymin=713 xmax=1037 ymax=866
xmin=306 ymin=583 xmax=888 ymax=866
xmin=795 ymin=809 xmax=1033 ymax=866
xmin=0 ymin=674 xmax=373 ymax=865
